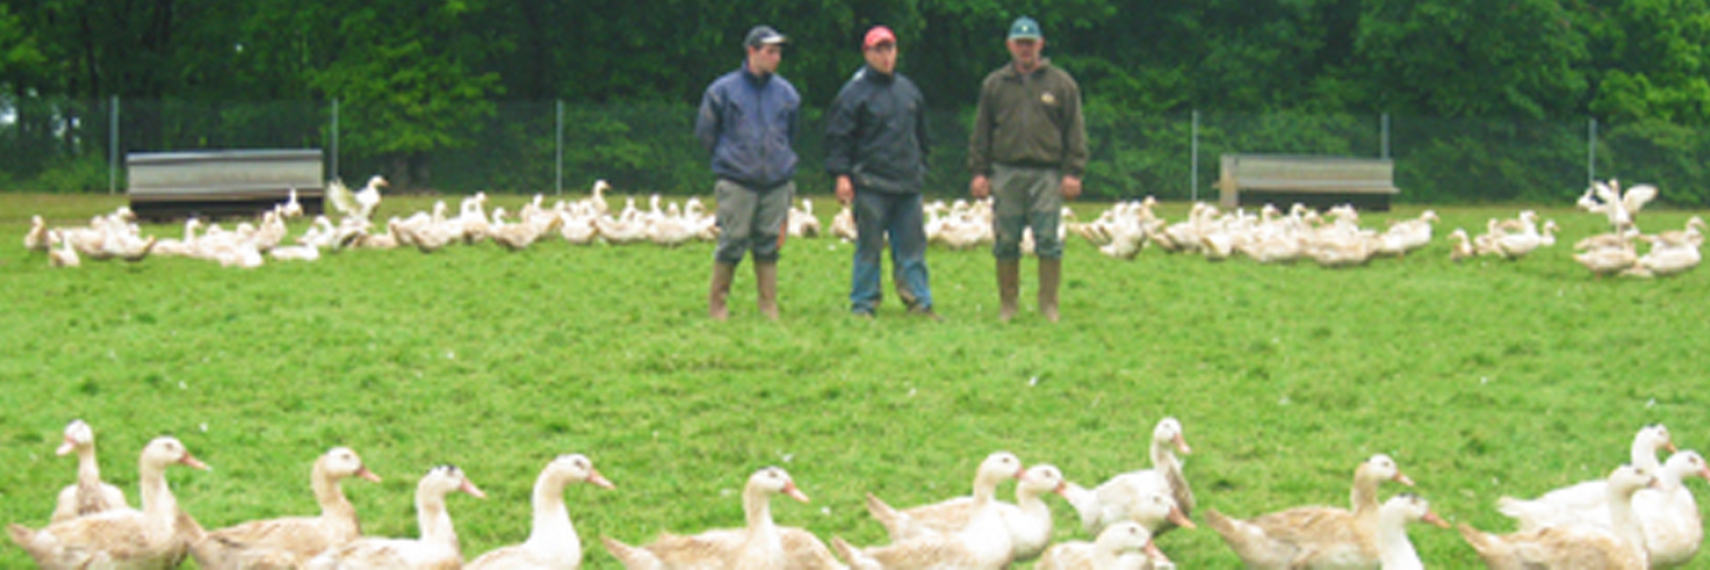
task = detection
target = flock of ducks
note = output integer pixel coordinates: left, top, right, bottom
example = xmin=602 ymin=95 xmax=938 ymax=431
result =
xmin=14 ymin=418 xmax=1706 ymax=568
xmin=18 ymin=178 xmax=1706 ymax=279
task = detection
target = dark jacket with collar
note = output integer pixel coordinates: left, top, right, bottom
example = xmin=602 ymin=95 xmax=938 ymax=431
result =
xmin=967 ymin=59 xmax=1087 ymax=177
xmin=696 ymin=64 xmax=800 ymax=189
xmin=824 ymin=65 xmax=931 ymax=194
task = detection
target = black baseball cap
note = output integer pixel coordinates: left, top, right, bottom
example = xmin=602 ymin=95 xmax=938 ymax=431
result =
xmin=745 ymin=25 xmax=788 ymax=48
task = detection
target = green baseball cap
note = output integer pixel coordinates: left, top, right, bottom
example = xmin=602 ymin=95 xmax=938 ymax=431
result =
xmin=1008 ymin=16 xmax=1042 ymax=41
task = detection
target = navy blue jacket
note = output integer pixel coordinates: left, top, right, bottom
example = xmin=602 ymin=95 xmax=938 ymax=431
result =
xmin=696 ymin=64 xmax=800 ymax=189
xmin=825 ymin=66 xmax=931 ymax=194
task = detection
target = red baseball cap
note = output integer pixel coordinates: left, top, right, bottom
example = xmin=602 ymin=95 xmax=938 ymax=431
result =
xmin=863 ymin=26 xmax=896 ymax=49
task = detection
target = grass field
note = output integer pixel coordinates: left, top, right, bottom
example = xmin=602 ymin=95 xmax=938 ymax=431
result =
xmin=2 ymin=191 xmax=1708 ymax=568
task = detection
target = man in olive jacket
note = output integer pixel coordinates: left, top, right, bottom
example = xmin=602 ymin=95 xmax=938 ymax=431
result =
xmin=825 ymin=26 xmax=938 ymax=319
xmin=968 ymin=16 xmax=1087 ymax=322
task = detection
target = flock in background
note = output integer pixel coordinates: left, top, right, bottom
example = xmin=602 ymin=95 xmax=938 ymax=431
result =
xmin=9 ymin=419 xmax=1707 ymax=568
xmin=17 ymin=177 xmax=1706 ymax=280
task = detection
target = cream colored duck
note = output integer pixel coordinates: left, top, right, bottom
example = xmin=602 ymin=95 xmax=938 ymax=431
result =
xmin=1448 ymin=228 xmax=1474 ymax=262
xmin=1575 ymin=238 xmax=1639 ymax=278
xmin=835 ymin=484 xmax=1017 ymax=570
xmin=1490 ymin=219 xmax=1557 ymax=260
xmin=25 ymin=214 xmax=50 ymax=252
xmin=1626 ymin=236 xmax=1702 ymax=279
xmin=304 ymin=464 xmax=486 ymax=569
xmin=190 ymin=447 xmax=381 ymax=569
xmin=1461 ymin=465 xmax=1658 ymax=570
xmin=602 ymin=466 xmax=811 ymax=570
xmin=1203 ymin=455 xmax=1416 ymax=569
xmin=788 ymin=198 xmax=822 ymax=238
xmin=466 ymin=454 xmax=614 ymax=570
xmin=863 ymin=451 xmax=1024 ymax=540
xmin=10 ymin=436 xmax=209 ymax=570
xmin=832 ymin=204 xmax=857 ymax=242
xmin=1060 ymin=486 xmax=1193 ymax=539
xmin=1036 ymin=521 xmax=1170 ymax=570
xmin=1376 ymin=210 xmax=1439 ymax=256
xmin=868 ymin=463 xmax=1064 ymax=562
xmin=50 ymin=419 xmax=129 ymax=523
xmin=1634 ymin=450 xmax=1710 ymax=568
xmin=1076 ymin=418 xmax=1194 ymax=537
xmin=1499 ymin=424 xmax=1675 ymax=530
xmin=47 ymin=231 xmax=80 ymax=267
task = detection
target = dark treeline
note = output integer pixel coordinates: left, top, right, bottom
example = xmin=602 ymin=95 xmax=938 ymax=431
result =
xmin=4 ymin=0 xmax=1710 ymax=202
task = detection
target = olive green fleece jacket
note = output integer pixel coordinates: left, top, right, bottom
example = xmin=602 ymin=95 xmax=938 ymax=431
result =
xmin=967 ymin=59 xmax=1088 ymax=177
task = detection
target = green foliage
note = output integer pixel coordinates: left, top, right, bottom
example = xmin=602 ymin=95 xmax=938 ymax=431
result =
xmin=1600 ymin=118 xmax=1710 ymax=206
xmin=29 ymin=154 xmax=109 ymax=194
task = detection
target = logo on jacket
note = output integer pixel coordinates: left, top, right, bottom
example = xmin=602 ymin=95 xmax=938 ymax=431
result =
xmin=1041 ymin=92 xmax=1057 ymax=105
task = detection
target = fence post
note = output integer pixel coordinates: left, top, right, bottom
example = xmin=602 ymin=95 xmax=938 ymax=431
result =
xmin=556 ymin=99 xmax=564 ymax=196
xmin=1587 ymin=117 xmax=1597 ymax=185
xmin=330 ymin=98 xmax=340 ymax=181
xmin=109 ymin=95 xmax=119 ymax=194
xmin=1190 ymin=109 xmax=1199 ymax=202
xmin=1381 ymin=113 xmax=1390 ymax=160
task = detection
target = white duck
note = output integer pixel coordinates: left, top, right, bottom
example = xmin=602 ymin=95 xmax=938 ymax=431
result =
xmin=47 ymin=231 xmax=81 ymax=268
xmin=1074 ymin=418 xmax=1194 ymax=537
xmin=1461 ymin=465 xmax=1658 ymax=570
xmin=10 ymin=436 xmax=210 ymax=569
xmin=354 ymin=175 xmax=387 ymax=219
xmin=1036 ymin=520 xmax=1170 ymax=570
xmin=1203 ymin=454 xmax=1414 ymax=568
xmin=870 ymin=463 xmax=1065 ymax=562
xmin=304 ymin=464 xmax=486 ymax=569
xmin=25 ymin=215 xmax=51 ymax=251
xmin=49 ymin=419 xmax=130 ymax=523
xmin=831 ymin=204 xmax=857 ymax=241
xmin=602 ymin=466 xmax=812 ymax=570
xmin=1499 ymin=424 xmax=1676 ymax=530
xmin=189 ymin=447 xmax=381 ymax=569
xmin=838 ymin=453 xmax=1024 ymax=570
xmin=1059 ymin=486 xmax=1193 ymax=539
xmin=465 ymin=454 xmax=615 ymax=570
xmin=1626 ymin=235 xmax=1702 ymax=278
xmin=1448 ymin=228 xmax=1474 ymax=262
xmin=1635 ymin=451 xmax=1710 ymax=568
xmin=281 ymin=188 xmax=304 ymax=218
xmin=863 ymin=451 xmax=1025 ymax=540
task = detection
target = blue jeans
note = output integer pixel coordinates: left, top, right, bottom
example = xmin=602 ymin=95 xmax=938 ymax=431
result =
xmin=851 ymin=190 xmax=932 ymax=313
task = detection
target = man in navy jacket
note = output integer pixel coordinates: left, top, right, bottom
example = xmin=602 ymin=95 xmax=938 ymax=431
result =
xmin=696 ymin=25 xmax=800 ymax=321
xmin=825 ymin=26 xmax=938 ymax=320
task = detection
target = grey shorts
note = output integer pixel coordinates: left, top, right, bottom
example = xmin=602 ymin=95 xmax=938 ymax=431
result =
xmin=713 ymin=179 xmax=794 ymax=264
xmin=991 ymin=164 xmax=1064 ymax=259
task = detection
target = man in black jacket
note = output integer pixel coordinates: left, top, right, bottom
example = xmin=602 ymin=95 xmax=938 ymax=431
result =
xmin=825 ymin=26 xmax=939 ymax=320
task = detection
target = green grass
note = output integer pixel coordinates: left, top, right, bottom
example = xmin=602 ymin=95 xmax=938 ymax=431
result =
xmin=2 ymin=192 xmax=1708 ymax=568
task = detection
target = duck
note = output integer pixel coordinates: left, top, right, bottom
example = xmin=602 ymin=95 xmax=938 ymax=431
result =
xmin=1035 ymin=521 xmax=1170 ymax=570
xmin=1059 ymin=486 xmax=1193 ymax=540
xmin=1491 ymin=219 xmax=1557 ymax=260
xmin=1376 ymin=210 xmax=1439 ymax=256
xmin=869 ymin=463 xmax=1065 ymax=562
xmin=1575 ymin=238 xmax=1639 ymax=279
xmin=838 ymin=453 xmax=1024 ymax=570
xmin=1650 ymin=216 xmax=1706 ymax=248
xmin=354 ymin=175 xmax=387 ymax=219
xmin=1448 ymin=228 xmax=1474 ymax=262
xmin=1635 ymin=451 xmax=1709 ymax=568
xmin=863 ymin=451 xmax=1025 ymax=540
xmin=10 ymin=436 xmax=210 ymax=569
xmin=1626 ymin=236 xmax=1702 ymax=278
xmin=1203 ymin=454 xmax=1414 ymax=569
xmin=1076 ymin=418 xmax=1194 ymax=537
xmin=280 ymin=188 xmax=304 ymax=218
xmin=1499 ymin=424 xmax=1676 ymax=530
xmin=602 ymin=466 xmax=812 ymax=570
xmin=1461 ymin=465 xmax=1658 ymax=570
xmin=268 ymin=244 xmax=322 ymax=262
xmin=24 ymin=215 xmax=51 ymax=252
xmin=49 ymin=419 xmax=130 ymax=523
xmin=466 ymin=454 xmax=614 ymax=570
xmin=44 ymin=230 xmax=80 ymax=268
xmin=189 ymin=447 xmax=382 ymax=569
xmin=831 ymin=204 xmax=857 ymax=241
xmin=788 ymin=198 xmax=822 ymax=238
xmin=304 ymin=464 xmax=486 ymax=569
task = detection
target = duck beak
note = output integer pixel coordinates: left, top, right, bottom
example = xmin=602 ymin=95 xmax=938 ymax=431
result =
xmin=1667 ymin=442 xmax=1681 ymax=454
xmin=356 ymin=466 xmax=382 ymax=483
xmin=783 ymin=481 xmax=810 ymax=503
xmin=1423 ymin=511 xmax=1450 ymax=528
xmin=56 ymin=436 xmax=77 ymax=456
xmin=1143 ymin=540 xmax=1170 ymax=565
xmin=588 ymin=469 xmax=616 ymax=490
xmin=1168 ymin=506 xmax=1197 ymax=529
xmin=1174 ymin=434 xmax=1192 ymax=455
xmin=1394 ymin=472 xmax=1416 ymax=486
xmin=461 ymin=479 xmax=487 ymax=499
xmin=180 ymin=454 xmax=211 ymax=471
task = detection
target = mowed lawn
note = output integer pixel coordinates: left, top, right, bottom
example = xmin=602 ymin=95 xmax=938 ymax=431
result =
xmin=2 ymin=191 xmax=1707 ymax=568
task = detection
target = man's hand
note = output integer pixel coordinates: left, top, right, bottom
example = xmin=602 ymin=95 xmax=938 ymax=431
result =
xmin=1061 ymin=175 xmax=1082 ymax=200
xmin=835 ymin=175 xmax=854 ymax=204
xmin=970 ymin=175 xmax=991 ymax=199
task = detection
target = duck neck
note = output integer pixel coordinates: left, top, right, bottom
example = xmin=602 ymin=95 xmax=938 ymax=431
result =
xmin=1376 ymin=516 xmax=1422 ymax=570
xmin=137 ymin=457 xmax=177 ymax=525
xmin=311 ymin=462 xmax=358 ymax=531
xmin=1608 ymin=486 xmax=1648 ymax=553
xmin=743 ymin=487 xmax=776 ymax=533
xmin=416 ymin=491 xmax=459 ymax=554
xmin=75 ymin=444 xmax=103 ymax=493
xmin=1059 ymin=482 xmax=1102 ymax=529
xmin=1351 ymin=468 xmax=1380 ymax=515
xmin=524 ymin=472 xmax=576 ymax=553
xmin=1633 ymin=436 xmax=1663 ymax=472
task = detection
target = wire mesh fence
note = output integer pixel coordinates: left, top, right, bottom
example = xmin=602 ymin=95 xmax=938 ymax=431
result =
xmin=3 ymin=97 xmax=1707 ymax=206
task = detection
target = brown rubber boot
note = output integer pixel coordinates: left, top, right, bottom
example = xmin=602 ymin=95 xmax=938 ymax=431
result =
xmin=997 ymin=259 xmax=1021 ymax=322
xmin=708 ymin=261 xmax=737 ymax=320
xmin=1038 ymin=257 xmax=1062 ymax=323
xmin=755 ymin=261 xmax=780 ymax=320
